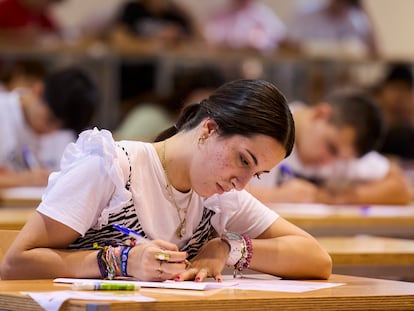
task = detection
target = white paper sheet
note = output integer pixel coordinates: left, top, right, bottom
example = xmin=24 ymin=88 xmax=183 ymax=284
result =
xmin=222 ymin=274 xmax=344 ymax=292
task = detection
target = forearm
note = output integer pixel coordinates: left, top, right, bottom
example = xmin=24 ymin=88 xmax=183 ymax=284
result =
xmin=332 ymin=179 xmax=413 ymax=205
xmin=249 ymin=236 xmax=332 ymax=280
xmin=1 ymin=248 xmax=99 ymax=280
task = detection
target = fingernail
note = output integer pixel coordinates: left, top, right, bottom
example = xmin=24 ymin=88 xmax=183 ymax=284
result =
xmin=174 ymin=276 xmax=181 ymax=281
xmin=216 ymin=277 xmax=222 ymax=283
xmin=195 ymin=277 xmax=200 ymax=282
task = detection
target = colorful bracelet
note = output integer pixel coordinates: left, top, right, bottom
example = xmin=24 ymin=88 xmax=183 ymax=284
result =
xmin=120 ymin=246 xmax=132 ymax=277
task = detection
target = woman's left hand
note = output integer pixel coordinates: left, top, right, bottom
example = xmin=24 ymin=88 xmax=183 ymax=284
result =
xmin=175 ymin=237 xmax=229 ymax=282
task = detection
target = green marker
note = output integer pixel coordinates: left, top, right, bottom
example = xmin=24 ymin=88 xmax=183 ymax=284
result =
xmin=72 ymin=282 xmax=139 ymax=291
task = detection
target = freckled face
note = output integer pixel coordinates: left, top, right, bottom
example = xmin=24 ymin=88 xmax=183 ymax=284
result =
xmin=189 ymin=134 xmax=286 ymax=198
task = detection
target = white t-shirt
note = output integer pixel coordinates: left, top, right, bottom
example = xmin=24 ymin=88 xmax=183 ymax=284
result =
xmin=0 ymin=91 xmax=75 ymax=171
xmin=288 ymin=5 xmax=373 ymax=48
xmin=37 ymin=128 xmax=278 ymax=257
xmin=204 ymin=1 xmax=286 ymax=52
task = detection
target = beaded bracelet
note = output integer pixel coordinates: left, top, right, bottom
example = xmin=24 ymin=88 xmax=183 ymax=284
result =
xmin=234 ymin=234 xmax=253 ymax=275
xmin=120 ymin=246 xmax=132 ymax=277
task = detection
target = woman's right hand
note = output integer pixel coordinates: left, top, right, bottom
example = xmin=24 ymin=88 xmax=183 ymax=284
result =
xmin=127 ymin=240 xmax=188 ymax=281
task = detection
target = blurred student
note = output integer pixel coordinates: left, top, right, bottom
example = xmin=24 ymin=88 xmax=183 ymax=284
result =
xmin=0 ymin=0 xmax=64 ymax=43
xmin=284 ymin=0 xmax=378 ymax=57
xmin=373 ymin=64 xmax=414 ymax=160
xmin=0 ymin=60 xmax=46 ymax=92
xmin=108 ymin=0 xmax=199 ymax=103
xmin=115 ymin=66 xmax=226 ymax=142
xmin=0 ymin=66 xmax=98 ymax=188
xmin=248 ymin=89 xmax=413 ymax=205
xmin=204 ymin=0 xmax=286 ymax=53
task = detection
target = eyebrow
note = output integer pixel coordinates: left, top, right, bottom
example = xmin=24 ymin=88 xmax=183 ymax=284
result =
xmin=246 ymin=149 xmax=258 ymax=166
xmin=246 ymin=149 xmax=271 ymax=173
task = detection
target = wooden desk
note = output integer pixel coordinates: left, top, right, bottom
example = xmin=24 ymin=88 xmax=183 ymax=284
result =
xmin=269 ymin=203 xmax=414 ymax=238
xmin=0 ymin=275 xmax=413 ymax=311
xmin=318 ymin=236 xmax=414 ymax=280
xmin=0 ymin=206 xmax=35 ymax=230
xmin=0 ymin=187 xmax=43 ymax=207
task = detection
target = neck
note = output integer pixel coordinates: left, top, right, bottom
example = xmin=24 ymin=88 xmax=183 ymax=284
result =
xmin=156 ymin=138 xmax=191 ymax=193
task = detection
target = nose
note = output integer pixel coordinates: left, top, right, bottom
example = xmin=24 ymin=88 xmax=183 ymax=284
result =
xmin=230 ymin=173 xmax=251 ymax=191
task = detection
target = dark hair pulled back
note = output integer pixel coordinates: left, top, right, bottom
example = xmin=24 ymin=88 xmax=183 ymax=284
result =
xmin=155 ymin=79 xmax=295 ymax=157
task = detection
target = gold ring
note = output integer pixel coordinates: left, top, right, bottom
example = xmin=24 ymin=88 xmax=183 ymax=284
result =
xmin=155 ymin=250 xmax=170 ymax=261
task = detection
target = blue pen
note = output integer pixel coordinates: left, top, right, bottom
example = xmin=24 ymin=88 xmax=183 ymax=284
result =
xmin=277 ymin=163 xmax=295 ymax=185
xmin=113 ymin=224 xmax=148 ymax=244
xmin=22 ymin=145 xmax=39 ymax=170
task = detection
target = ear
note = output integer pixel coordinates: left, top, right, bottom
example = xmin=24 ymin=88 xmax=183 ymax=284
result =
xmin=200 ymin=118 xmax=219 ymax=137
xmin=312 ymin=103 xmax=332 ymax=120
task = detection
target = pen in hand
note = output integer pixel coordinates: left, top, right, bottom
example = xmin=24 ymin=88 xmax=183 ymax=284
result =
xmin=113 ymin=224 xmax=149 ymax=245
xmin=277 ymin=163 xmax=295 ymax=185
xmin=22 ymin=145 xmax=40 ymax=170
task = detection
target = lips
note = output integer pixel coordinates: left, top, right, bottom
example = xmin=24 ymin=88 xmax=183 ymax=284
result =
xmin=216 ymin=183 xmax=225 ymax=194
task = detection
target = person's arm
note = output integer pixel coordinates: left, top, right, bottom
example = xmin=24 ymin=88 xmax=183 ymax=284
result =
xmin=248 ymin=178 xmax=330 ymax=203
xmin=0 ymin=210 xmax=188 ymax=280
xmin=0 ymin=212 xmax=99 ymax=279
xmin=108 ymin=24 xmax=162 ymax=53
xmin=250 ymin=217 xmax=332 ymax=279
xmin=327 ymin=161 xmax=413 ymax=205
xmin=180 ymin=217 xmax=332 ymax=281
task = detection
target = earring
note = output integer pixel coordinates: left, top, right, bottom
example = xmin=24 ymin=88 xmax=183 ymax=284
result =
xmin=198 ymin=135 xmax=207 ymax=145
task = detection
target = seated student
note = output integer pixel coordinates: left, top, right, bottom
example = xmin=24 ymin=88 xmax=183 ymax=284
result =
xmin=284 ymin=0 xmax=379 ymax=57
xmin=373 ymin=63 xmax=414 ymax=160
xmin=0 ymin=79 xmax=332 ymax=281
xmin=114 ymin=66 xmax=226 ymax=142
xmin=0 ymin=60 xmax=46 ymax=92
xmin=248 ymin=89 xmax=413 ymax=205
xmin=203 ymin=0 xmax=286 ymax=53
xmin=0 ymin=0 xmax=64 ymax=44
xmin=0 ymin=66 xmax=98 ymax=188
xmin=108 ymin=0 xmax=200 ymax=104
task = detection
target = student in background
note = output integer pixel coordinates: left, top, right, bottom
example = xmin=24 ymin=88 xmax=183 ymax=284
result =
xmin=284 ymin=0 xmax=379 ymax=57
xmin=373 ymin=63 xmax=414 ymax=160
xmin=108 ymin=0 xmax=200 ymax=104
xmin=204 ymin=0 xmax=286 ymax=53
xmin=1 ymin=79 xmax=331 ymax=281
xmin=248 ymin=89 xmax=413 ymax=205
xmin=0 ymin=0 xmax=64 ymax=44
xmin=0 ymin=60 xmax=46 ymax=92
xmin=0 ymin=66 xmax=98 ymax=188
xmin=114 ymin=66 xmax=226 ymax=142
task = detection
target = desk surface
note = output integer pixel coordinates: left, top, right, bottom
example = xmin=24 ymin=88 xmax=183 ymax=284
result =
xmin=0 ymin=187 xmax=43 ymax=207
xmin=318 ymin=236 xmax=414 ymax=280
xmin=0 ymin=275 xmax=413 ymax=311
xmin=0 ymin=206 xmax=35 ymax=230
xmin=270 ymin=203 xmax=414 ymax=238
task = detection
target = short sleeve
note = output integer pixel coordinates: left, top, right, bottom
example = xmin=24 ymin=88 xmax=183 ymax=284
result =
xmin=37 ymin=128 xmax=132 ymax=235
xmin=207 ymin=190 xmax=279 ymax=238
